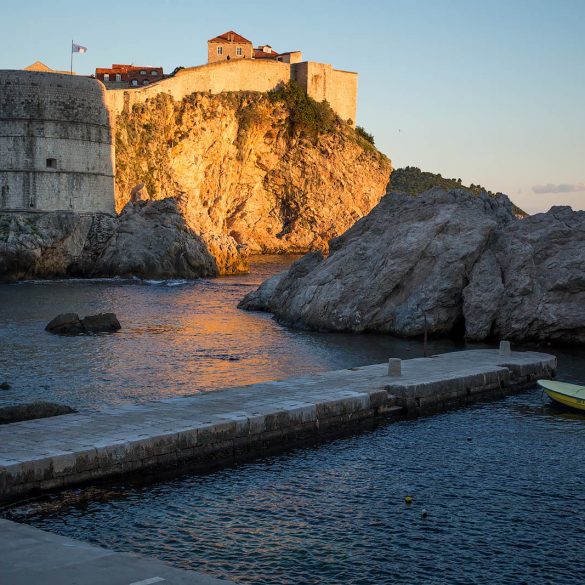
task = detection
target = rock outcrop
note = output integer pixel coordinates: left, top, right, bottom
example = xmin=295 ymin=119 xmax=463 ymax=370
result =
xmin=46 ymin=312 xmax=121 ymax=335
xmin=88 ymin=198 xmax=246 ymax=278
xmin=114 ymin=90 xmax=391 ymax=255
xmin=464 ymin=205 xmax=585 ymax=343
xmin=240 ymin=189 xmax=585 ymax=344
xmin=1 ymin=90 xmax=390 ymax=282
xmin=0 ymin=199 xmax=245 ymax=281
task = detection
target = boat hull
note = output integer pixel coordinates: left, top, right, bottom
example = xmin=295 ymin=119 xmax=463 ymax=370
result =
xmin=545 ymin=389 xmax=585 ymax=412
xmin=538 ymin=380 xmax=585 ymax=412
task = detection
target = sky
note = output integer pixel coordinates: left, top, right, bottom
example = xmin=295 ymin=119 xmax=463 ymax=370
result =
xmin=1 ymin=0 xmax=584 ymax=214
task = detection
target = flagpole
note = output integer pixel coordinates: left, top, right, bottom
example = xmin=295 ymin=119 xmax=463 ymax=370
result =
xmin=70 ymin=40 xmax=73 ymax=75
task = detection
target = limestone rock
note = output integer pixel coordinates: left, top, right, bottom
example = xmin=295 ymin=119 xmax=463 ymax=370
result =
xmin=240 ymin=189 xmax=585 ymax=344
xmin=46 ymin=312 xmax=122 ymax=335
xmin=463 ymin=205 xmax=585 ymax=343
xmin=0 ymin=198 xmax=248 ymax=281
xmin=80 ymin=313 xmax=121 ymax=333
xmin=45 ymin=313 xmax=85 ymax=335
xmin=0 ymin=212 xmax=110 ymax=281
xmin=89 ymin=198 xmax=225 ymax=279
xmin=114 ymin=92 xmax=391 ymax=255
xmin=130 ymin=183 xmax=150 ymax=203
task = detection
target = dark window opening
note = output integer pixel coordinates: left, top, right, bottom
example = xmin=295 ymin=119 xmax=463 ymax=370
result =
xmin=46 ymin=158 xmax=57 ymax=169
xmin=1 ymin=185 xmax=8 ymax=208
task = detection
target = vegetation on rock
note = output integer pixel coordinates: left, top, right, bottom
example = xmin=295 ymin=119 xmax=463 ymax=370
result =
xmin=389 ymin=166 xmax=526 ymax=217
xmin=114 ymin=89 xmax=391 ymax=256
xmin=267 ymin=80 xmax=338 ymax=140
xmin=355 ymin=126 xmax=375 ymax=145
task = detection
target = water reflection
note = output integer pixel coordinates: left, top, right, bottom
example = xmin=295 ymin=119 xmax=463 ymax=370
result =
xmin=0 ymin=255 xmax=476 ymax=411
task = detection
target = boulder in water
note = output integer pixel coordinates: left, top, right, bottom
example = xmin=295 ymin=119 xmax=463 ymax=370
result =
xmin=46 ymin=312 xmax=121 ymax=335
xmin=81 ymin=313 xmax=121 ymax=333
xmin=45 ymin=313 xmax=85 ymax=335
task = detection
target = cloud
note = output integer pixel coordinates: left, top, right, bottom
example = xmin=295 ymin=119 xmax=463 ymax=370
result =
xmin=532 ymin=183 xmax=585 ymax=194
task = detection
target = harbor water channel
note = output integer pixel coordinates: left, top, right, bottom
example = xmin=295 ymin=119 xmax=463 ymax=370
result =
xmin=1 ymin=256 xmax=584 ymax=584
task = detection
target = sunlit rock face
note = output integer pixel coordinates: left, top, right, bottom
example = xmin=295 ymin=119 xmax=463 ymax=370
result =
xmin=240 ymin=189 xmax=585 ymax=344
xmin=114 ymin=92 xmax=391 ymax=258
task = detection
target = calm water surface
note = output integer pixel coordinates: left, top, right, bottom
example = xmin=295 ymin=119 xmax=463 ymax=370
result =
xmin=0 ymin=255 xmax=469 ymax=410
xmin=2 ymin=255 xmax=585 ymax=584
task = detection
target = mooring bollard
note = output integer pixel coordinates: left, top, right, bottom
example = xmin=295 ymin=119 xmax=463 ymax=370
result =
xmin=499 ymin=340 xmax=511 ymax=356
xmin=388 ymin=358 xmax=402 ymax=376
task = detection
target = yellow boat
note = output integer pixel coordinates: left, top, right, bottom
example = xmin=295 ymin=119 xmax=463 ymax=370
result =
xmin=537 ymin=380 xmax=585 ymax=412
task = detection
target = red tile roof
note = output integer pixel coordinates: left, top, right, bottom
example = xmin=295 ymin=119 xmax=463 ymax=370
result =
xmin=208 ymin=31 xmax=252 ymax=44
xmin=253 ymin=50 xmax=278 ymax=60
xmin=253 ymin=45 xmax=280 ymax=60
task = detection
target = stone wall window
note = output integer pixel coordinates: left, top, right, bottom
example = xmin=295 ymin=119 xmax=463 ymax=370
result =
xmin=217 ymin=46 xmax=223 ymax=55
xmin=116 ymin=74 xmax=121 ymax=82
xmin=131 ymin=80 xmax=138 ymax=86
xmin=236 ymin=47 xmax=243 ymax=56
xmin=46 ymin=158 xmax=57 ymax=169
xmin=103 ymin=73 xmax=110 ymax=81
xmin=140 ymin=70 xmax=146 ymax=75
xmin=151 ymin=70 xmax=158 ymax=76
xmin=143 ymin=80 xmax=149 ymax=85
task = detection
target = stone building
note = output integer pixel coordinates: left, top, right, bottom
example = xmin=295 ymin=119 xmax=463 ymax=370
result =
xmin=207 ymin=31 xmax=303 ymax=65
xmin=0 ymin=70 xmax=115 ymax=214
xmin=104 ymin=31 xmax=357 ymax=123
xmin=207 ymin=31 xmax=254 ymax=63
xmin=95 ymin=64 xmax=164 ymax=87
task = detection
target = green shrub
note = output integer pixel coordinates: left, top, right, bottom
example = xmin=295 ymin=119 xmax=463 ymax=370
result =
xmin=355 ymin=125 xmax=375 ymax=145
xmin=268 ymin=81 xmax=338 ymax=139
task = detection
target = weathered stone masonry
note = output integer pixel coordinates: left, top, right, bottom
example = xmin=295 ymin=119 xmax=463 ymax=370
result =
xmin=0 ymin=57 xmax=357 ymax=216
xmin=104 ymin=59 xmax=358 ymax=124
xmin=0 ymin=71 xmax=115 ymax=214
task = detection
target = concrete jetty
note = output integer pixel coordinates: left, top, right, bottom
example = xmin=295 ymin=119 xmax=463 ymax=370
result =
xmin=0 ymin=519 xmax=232 ymax=584
xmin=0 ymin=349 xmax=556 ymax=503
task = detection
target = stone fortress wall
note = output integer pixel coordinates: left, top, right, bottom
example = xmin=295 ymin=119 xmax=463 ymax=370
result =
xmin=0 ymin=71 xmax=115 ymax=214
xmin=104 ymin=58 xmax=358 ymax=123
xmin=0 ymin=57 xmax=357 ymax=215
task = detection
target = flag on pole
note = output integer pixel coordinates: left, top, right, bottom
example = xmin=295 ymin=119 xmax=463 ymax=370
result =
xmin=72 ymin=43 xmax=87 ymax=53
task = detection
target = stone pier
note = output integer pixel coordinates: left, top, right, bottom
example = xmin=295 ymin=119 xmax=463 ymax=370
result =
xmin=0 ymin=349 xmax=556 ymax=503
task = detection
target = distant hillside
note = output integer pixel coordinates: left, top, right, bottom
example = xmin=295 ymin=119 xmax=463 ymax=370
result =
xmin=388 ymin=166 xmax=526 ymax=217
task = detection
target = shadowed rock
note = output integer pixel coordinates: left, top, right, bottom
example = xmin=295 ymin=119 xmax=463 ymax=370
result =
xmin=46 ymin=312 xmax=121 ymax=335
xmin=0 ymin=198 xmax=248 ymax=281
xmin=240 ymin=189 xmax=585 ymax=344
xmin=45 ymin=313 xmax=85 ymax=335
xmin=0 ymin=402 xmax=77 ymax=425
xmin=80 ymin=313 xmax=121 ymax=333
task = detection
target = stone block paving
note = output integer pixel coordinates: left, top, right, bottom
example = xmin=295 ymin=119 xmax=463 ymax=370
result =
xmin=0 ymin=519 xmax=232 ymax=585
xmin=0 ymin=350 xmax=556 ymax=502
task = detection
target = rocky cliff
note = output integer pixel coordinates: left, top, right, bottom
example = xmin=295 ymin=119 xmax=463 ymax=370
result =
xmin=240 ymin=189 xmax=585 ymax=344
xmin=0 ymin=85 xmax=390 ymax=282
xmin=114 ymin=86 xmax=391 ymax=257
